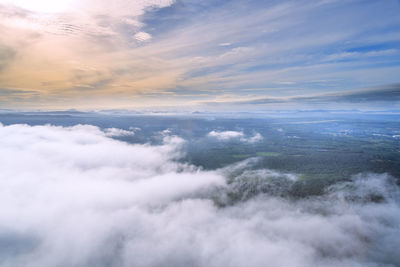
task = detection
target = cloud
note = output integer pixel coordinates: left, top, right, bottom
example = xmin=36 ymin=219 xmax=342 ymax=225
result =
xmin=246 ymin=132 xmax=263 ymax=143
xmin=0 ymin=44 xmax=15 ymax=71
xmin=323 ymin=49 xmax=398 ymax=62
xmin=328 ymin=83 xmax=400 ymax=103
xmin=0 ymin=88 xmax=40 ymax=106
xmin=0 ymin=0 xmax=179 ymax=108
xmin=0 ymin=123 xmax=399 ymax=266
xmin=207 ymin=130 xmax=244 ymax=140
xmin=213 ymin=83 xmax=400 ymax=106
xmin=207 ymin=130 xmax=263 ymax=143
xmin=0 ymin=88 xmax=37 ymax=96
xmin=1 ymin=0 xmax=400 ymax=109
xmin=134 ymin=31 xmax=152 ymax=42
xmin=103 ymin=127 xmax=135 ymax=137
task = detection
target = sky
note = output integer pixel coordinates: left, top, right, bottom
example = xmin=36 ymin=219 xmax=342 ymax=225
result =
xmin=0 ymin=0 xmax=399 ymax=110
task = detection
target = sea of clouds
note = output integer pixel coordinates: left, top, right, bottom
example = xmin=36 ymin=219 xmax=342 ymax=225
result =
xmin=0 ymin=123 xmax=399 ymax=267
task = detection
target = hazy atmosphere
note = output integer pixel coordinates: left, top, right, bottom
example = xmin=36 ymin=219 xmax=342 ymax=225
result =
xmin=1 ymin=1 xmax=400 ymax=267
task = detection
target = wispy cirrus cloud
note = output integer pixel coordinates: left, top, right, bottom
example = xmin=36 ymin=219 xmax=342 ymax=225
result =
xmin=0 ymin=0 xmax=399 ymax=109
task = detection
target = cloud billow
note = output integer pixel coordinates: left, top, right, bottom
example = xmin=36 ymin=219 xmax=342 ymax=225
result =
xmin=0 ymin=123 xmax=399 ymax=267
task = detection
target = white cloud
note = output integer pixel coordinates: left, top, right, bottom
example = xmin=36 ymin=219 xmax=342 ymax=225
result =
xmin=208 ymin=130 xmax=263 ymax=143
xmin=246 ymin=132 xmax=263 ymax=143
xmin=324 ymin=49 xmax=398 ymax=62
xmin=103 ymin=127 xmax=135 ymax=137
xmin=134 ymin=31 xmax=152 ymax=42
xmin=160 ymin=129 xmax=172 ymax=136
xmin=208 ymin=130 xmax=244 ymax=140
xmin=0 ymin=123 xmax=399 ymax=266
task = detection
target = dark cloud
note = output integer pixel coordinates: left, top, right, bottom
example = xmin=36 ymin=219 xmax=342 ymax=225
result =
xmin=0 ymin=89 xmax=41 ymax=107
xmin=299 ymin=84 xmax=400 ymax=103
xmin=0 ymin=45 xmax=16 ymax=72
xmin=0 ymin=88 xmax=38 ymax=96
xmin=219 ymin=84 xmax=400 ymax=106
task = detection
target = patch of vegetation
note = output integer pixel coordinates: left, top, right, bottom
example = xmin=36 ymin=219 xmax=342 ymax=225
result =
xmin=256 ymin=152 xmax=280 ymax=157
xmin=232 ymin=154 xmax=251 ymax=159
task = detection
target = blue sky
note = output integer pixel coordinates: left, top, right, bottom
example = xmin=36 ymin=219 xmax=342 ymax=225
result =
xmin=0 ymin=0 xmax=399 ymax=109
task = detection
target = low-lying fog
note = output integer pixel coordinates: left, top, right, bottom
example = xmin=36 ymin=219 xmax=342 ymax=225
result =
xmin=0 ymin=123 xmax=399 ymax=267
